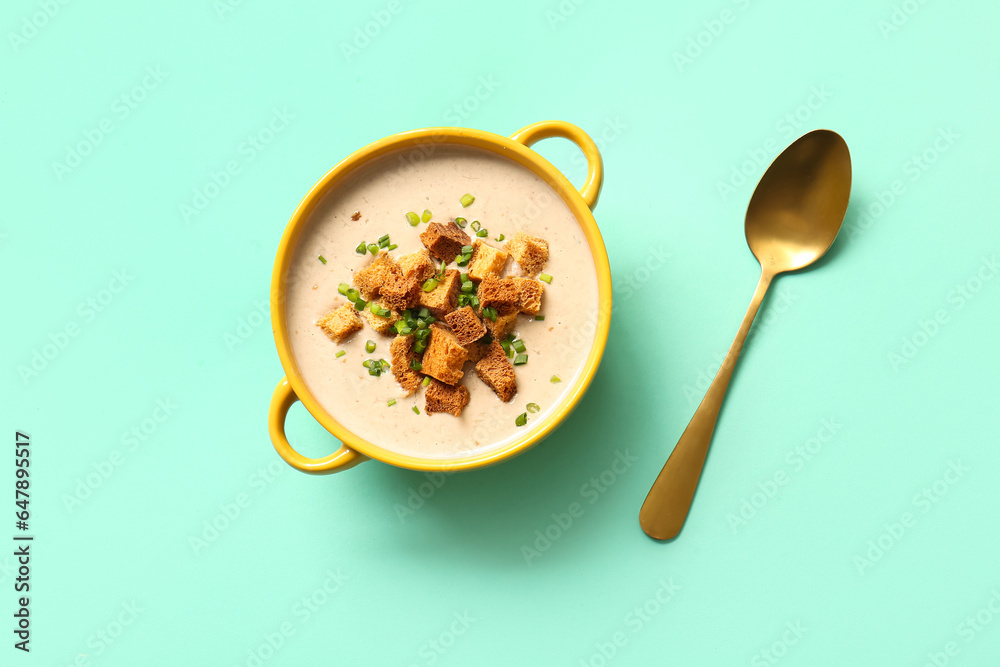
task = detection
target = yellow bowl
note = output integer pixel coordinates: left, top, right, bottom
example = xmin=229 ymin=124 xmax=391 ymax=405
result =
xmin=268 ymin=120 xmax=612 ymax=474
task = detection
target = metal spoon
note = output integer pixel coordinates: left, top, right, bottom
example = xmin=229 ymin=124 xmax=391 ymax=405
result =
xmin=639 ymin=129 xmax=852 ymax=541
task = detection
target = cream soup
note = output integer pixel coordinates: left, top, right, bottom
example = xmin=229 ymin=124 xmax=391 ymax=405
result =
xmin=285 ymin=145 xmax=598 ymax=459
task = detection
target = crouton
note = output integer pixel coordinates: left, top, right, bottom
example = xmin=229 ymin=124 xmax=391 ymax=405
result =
xmin=379 ymin=272 xmax=420 ymax=311
xmin=510 ymin=277 xmax=544 ymax=315
xmin=354 ymin=250 xmax=401 ymax=300
xmin=463 ymin=340 xmax=490 ymax=364
xmin=444 ymin=306 xmax=487 ymax=345
xmin=419 ymin=222 xmax=472 ymax=263
xmin=390 ymin=335 xmax=422 ymax=395
xmin=424 ymin=379 xmax=471 ymax=417
xmin=484 ymin=310 xmax=518 ymax=340
xmin=362 ymin=301 xmax=401 ymax=335
xmin=420 ymin=325 xmax=468 ymax=385
xmin=475 ymin=340 xmax=517 ymax=402
xmin=397 ymin=248 xmax=437 ymax=282
xmin=418 ymin=269 xmax=461 ymax=318
xmin=505 ymin=232 xmax=549 ymax=277
xmin=477 ymin=276 xmax=518 ymax=313
xmin=467 ymin=240 xmax=508 ymax=282
xmin=316 ymin=304 xmax=363 ymax=343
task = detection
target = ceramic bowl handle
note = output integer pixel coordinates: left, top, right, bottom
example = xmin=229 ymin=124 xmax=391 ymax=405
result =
xmin=510 ymin=120 xmax=604 ymax=210
xmin=268 ymin=378 xmax=368 ymax=474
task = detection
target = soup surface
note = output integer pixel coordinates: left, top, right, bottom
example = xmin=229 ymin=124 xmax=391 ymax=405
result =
xmin=284 ymin=144 xmax=599 ymax=459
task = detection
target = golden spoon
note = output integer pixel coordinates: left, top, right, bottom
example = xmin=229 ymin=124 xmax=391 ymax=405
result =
xmin=640 ymin=129 xmax=852 ymax=541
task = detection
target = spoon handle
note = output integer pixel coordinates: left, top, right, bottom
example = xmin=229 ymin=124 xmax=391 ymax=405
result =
xmin=640 ymin=270 xmax=774 ymax=540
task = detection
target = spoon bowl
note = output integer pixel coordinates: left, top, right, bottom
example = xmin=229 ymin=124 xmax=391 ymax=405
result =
xmin=639 ymin=129 xmax=852 ymax=541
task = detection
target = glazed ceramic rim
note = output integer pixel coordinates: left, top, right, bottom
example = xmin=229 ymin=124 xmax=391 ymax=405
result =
xmin=270 ymin=124 xmax=611 ymax=472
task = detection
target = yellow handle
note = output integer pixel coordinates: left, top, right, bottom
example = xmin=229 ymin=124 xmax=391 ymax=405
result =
xmin=268 ymin=377 xmax=368 ymax=474
xmin=510 ymin=120 xmax=604 ymax=210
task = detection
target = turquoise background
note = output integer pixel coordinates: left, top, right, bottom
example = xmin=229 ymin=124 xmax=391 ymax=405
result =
xmin=3 ymin=0 xmax=999 ymax=665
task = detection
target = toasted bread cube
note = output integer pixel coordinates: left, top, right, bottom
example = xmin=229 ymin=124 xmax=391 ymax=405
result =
xmin=467 ymin=240 xmax=509 ymax=282
xmin=420 ymin=325 xmax=468 ymax=385
xmin=390 ymin=334 xmax=422 ymax=395
xmin=398 ymin=248 xmax=436 ymax=283
xmin=354 ymin=250 xmax=401 ymax=300
xmin=505 ymin=232 xmax=549 ymax=277
xmin=510 ymin=277 xmax=544 ymax=315
xmin=477 ymin=276 xmax=518 ymax=313
xmin=316 ymin=304 xmax=363 ymax=343
xmin=444 ymin=306 xmax=487 ymax=345
xmin=463 ymin=340 xmax=490 ymax=364
xmin=424 ymin=379 xmax=471 ymax=417
xmin=362 ymin=301 xmax=401 ymax=335
xmin=418 ymin=269 xmax=461 ymax=317
xmin=484 ymin=311 xmax=518 ymax=340
xmin=419 ymin=222 xmax=472 ymax=264
xmin=379 ymin=272 xmax=420 ymax=311
xmin=475 ymin=340 xmax=516 ymax=402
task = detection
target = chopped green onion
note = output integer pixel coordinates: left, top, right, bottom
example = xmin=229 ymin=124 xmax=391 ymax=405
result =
xmin=461 ymin=245 xmax=474 ymax=254
xmin=346 ymin=288 xmax=360 ymax=302
xmin=503 ymin=333 xmax=516 ymax=343
xmin=495 ymin=234 xmax=505 ymax=242
xmin=368 ymin=366 xmax=381 ymax=376
xmin=422 ymin=376 xmax=431 ymax=386
xmin=550 ymin=375 xmax=562 ymax=383
xmin=500 ymin=340 xmax=512 ymax=355
xmin=539 ymin=273 xmax=553 ymax=284
xmin=367 ymin=243 xmax=379 ymax=255
xmin=422 ymin=278 xmax=438 ymax=292
xmin=460 ymin=282 xmax=474 ymax=294
xmin=422 ymin=209 xmax=432 ymax=223
xmin=526 ymin=402 xmax=540 ymax=414
xmin=418 ymin=308 xmax=430 ymax=318
xmin=406 ymin=212 xmax=420 ymax=226
xmin=413 ymin=405 xmax=420 ymax=414
xmin=356 ymin=241 xmax=367 ymax=254
xmin=457 ymin=294 xmax=469 ymax=307
xmin=335 ymin=350 xmax=346 ymax=358
xmin=482 ymin=306 xmax=498 ymax=322
xmin=409 ymin=359 xmax=423 ymax=371
xmin=506 ymin=347 xmax=515 ymax=359
xmin=365 ymin=340 xmax=375 ymax=353
xmin=456 ymin=253 xmax=471 ymax=267
xmin=476 ymin=229 xmax=488 ymax=238
xmin=414 ymin=339 xmax=427 ymax=354
xmin=460 ymin=194 xmax=475 ymax=207
xmin=369 ymin=301 xmax=380 ymax=313
xmin=515 ymin=412 xmax=527 ymax=427
xmin=394 ymin=320 xmax=407 ymax=334
xmin=460 ymin=272 xmax=472 ymax=283
xmin=534 ymin=315 xmax=545 ymax=321
xmin=354 ymin=298 xmax=367 ymax=311
xmin=381 ymin=359 xmax=390 ymax=371
xmin=513 ymin=354 xmax=528 ymax=366
xmin=377 ymin=234 xmax=390 ymax=249
xmin=455 ymin=217 xmax=467 ymax=228
xmin=512 ymin=339 xmax=526 ymax=354
xmin=338 ymin=282 xmax=350 ymax=296
xmin=377 ymin=307 xmax=392 ymax=318
xmin=318 ymin=255 xmax=327 ymax=264
xmin=469 ymin=295 xmax=480 ymax=310
xmin=387 ymin=398 xmax=397 ymax=407
xmin=387 ymin=244 xmax=398 ymax=251
xmin=362 ymin=359 xmax=372 ymax=368
xmin=470 ymin=220 xmax=481 ymax=232
xmin=399 ymin=325 xmax=414 ymax=335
